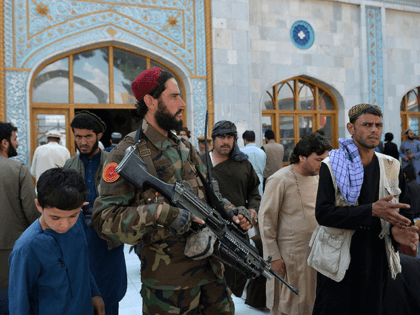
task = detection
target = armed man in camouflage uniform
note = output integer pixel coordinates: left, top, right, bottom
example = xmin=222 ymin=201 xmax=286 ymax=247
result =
xmin=93 ymin=67 xmax=253 ymax=314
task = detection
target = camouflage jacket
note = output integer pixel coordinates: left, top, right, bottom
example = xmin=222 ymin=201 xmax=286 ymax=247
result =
xmin=93 ymin=120 xmax=235 ymax=290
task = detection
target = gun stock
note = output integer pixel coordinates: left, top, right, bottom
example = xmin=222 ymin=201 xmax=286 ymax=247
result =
xmin=116 ymin=145 xmax=176 ymax=201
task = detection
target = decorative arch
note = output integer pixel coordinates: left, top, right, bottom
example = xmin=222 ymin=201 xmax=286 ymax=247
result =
xmin=14 ymin=1 xmax=206 ymax=76
xmin=29 ymin=43 xmax=191 ymax=157
xmin=2 ymin=0 xmax=214 ymax=165
xmin=262 ymin=76 xmax=339 ymax=164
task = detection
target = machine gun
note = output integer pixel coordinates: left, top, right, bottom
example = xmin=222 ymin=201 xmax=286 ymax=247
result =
xmin=116 ymin=144 xmax=299 ymax=296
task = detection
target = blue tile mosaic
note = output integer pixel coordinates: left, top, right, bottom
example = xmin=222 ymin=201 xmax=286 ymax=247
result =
xmin=366 ymin=6 xmax=384 ymax=111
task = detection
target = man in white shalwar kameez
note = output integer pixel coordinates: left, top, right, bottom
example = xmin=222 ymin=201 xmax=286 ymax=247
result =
xmin=31 ymin=130 xmax=70 ymax=182
xmin=259 ymin=132 xmax=331 ymax=315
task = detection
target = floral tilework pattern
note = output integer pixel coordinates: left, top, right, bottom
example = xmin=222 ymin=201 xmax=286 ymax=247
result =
xmin=192 ymin=78 xmax=207 ymax=147
xmin=5 ymin=71 xmax=30 ymax=166
xmin=366 ymin=6 xmax=384 ymax=111
xmin=8 ymin=0 xmax=206 ymax=77
xmin=3 ymin=0 xmax=209 ymax=164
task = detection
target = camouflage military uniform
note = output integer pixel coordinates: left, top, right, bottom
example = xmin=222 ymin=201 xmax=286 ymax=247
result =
xmin=93 ymin=120 xmax=235 ymax=314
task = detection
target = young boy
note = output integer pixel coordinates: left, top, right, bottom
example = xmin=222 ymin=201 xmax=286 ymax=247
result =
xmin=8 ymin=168 xmax=105 ymax=314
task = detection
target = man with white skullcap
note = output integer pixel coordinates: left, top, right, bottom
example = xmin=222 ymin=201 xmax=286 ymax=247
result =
xmin=31 ymin=129 xmax=70 ymax=182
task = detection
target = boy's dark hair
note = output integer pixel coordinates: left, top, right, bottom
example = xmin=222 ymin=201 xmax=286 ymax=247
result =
xmin=0 ymin=122 xmax=17 ymax=143
xmin=242 ymin=130 xmax=256 ymax=142
xmin=135 ymin=71 xmax=175 ymax=120
xmin=70 ymin=111 xmax=106 ymax=134
xmin=403 ymin=164 xmax=417 ymax=181
xmin=265 ymin=130 xmax=275 ymax=140
xmin=385 ymin=132 xmax=394 ymax=142
xmin=37 ymin=168 xmax=87 ymax=210
xmin=290 ymin=132 xmax=332 ymax=164
xmin=350 ymin=106 xmax=382 ymax=124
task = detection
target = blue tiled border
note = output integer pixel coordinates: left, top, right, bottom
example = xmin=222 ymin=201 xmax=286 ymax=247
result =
xmin=366 ymin=6 xmax=384 ymax=111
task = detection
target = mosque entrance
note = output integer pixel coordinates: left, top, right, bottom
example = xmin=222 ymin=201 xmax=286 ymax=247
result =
xmin=30 ymin=44 xmax=186 ymax=157
xmin=75 ymin=108 xmax=142 ymax=150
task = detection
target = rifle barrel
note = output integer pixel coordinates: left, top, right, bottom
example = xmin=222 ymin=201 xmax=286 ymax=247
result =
xmin=270 ymin=269 xmax=300 ymax=296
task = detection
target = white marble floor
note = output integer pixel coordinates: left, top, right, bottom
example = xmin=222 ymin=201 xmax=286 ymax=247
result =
xmin=119 ymin=245 xmax=270 ymax=314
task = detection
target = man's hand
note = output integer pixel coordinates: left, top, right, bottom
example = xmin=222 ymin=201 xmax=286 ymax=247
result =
xmin=408 ymin=153 xmax=415 ymax=159
xmin=156 ymin=204 xmax=204 ymax=225
xmin=232 ymin=206 xmax=253 ymax=231
xmin=372 ymin=195 xmax=411 ymax=226
xmin=391 ymin=225 xmax=419 ymax=251
xmin=92 ymin=295 xmax=105 ymax=315
xmin=248 ymin=209 xmax=258 ymax=224
xmin=248 ymin=209 xmax=259 ymax=229
xmin=232 ymin=214 xmax=253 ymax=230
xmin=404 ymin=157 xmax=410 ymax=162
xmin=156 ymin=204 xmax=205 ymax=235
xmin=271 ymin=258 xmax=286 ymax=277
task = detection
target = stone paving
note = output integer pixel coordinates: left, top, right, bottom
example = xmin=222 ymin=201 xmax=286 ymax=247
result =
xmin=119 ymin=245 xmax=270 ymax=314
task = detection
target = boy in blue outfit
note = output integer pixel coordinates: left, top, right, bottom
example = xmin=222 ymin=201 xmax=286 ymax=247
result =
xmin=8 ymin=168 xmax=105 ymax=314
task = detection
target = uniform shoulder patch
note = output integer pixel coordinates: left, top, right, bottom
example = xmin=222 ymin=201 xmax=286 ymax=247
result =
xmin=103 ymin=162 xmax=120 ymax=182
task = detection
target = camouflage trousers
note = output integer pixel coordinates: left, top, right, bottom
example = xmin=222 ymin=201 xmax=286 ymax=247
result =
xmin=141 ymin=278 xmax=235 ymax=314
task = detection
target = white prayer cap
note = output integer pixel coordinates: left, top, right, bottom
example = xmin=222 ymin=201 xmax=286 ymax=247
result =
xmin=46 ymin=129 xmax=63 ymax=138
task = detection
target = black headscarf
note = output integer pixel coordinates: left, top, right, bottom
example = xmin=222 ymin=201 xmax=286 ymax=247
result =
xmin=211 ymin=120 xmax=248 ymax=162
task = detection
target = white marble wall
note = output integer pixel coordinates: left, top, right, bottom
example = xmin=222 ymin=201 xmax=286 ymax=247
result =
xmin=210 ymin=0 xmax=420 ymax=145
xmin=385 ymin=9 xmax=420 ymax=141
xmin=211 ymin=0 xmax=253 ymax=144
xmin=212 ymin=0 xmax=363 ymax=143
xmin=251 ymin=0 xmax=362 ymax=139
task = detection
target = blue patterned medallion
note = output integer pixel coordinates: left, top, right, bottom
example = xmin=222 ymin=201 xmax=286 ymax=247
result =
xmin=290 ymin=21 xmax=315 ymax=50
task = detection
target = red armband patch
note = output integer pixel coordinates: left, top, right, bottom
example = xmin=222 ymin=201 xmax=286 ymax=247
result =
xmin=103 ymin=162 xmax=120 ymax=182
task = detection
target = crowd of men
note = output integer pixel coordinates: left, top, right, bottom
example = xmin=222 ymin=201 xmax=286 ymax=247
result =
xmin=1 ymin=67 xmax=420 ymax=315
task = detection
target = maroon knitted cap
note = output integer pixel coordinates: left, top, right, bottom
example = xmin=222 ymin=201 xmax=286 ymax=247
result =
xmin=131 ymin=67 xmax=164 ymax=102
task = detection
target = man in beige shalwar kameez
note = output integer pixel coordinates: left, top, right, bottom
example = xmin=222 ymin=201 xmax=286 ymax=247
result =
xmin=259 ymin=132 xmax=331 ymax=315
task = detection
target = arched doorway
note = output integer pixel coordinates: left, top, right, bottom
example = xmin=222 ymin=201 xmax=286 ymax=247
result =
xmin=262 ymin=76 xmax=338 ymax=165
xmin=401 ymin=88 xmax=420 ymax=141
xmin=30 ymin=44 xmax=186 ymax=157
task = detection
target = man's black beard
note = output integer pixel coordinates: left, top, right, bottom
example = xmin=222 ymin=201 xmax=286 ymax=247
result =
xmin=8 ymin=142 xmax=17 ymax=158
xmin=77 ymin=140 xmax=99 ymax=158
xmin=408 ymin=135 xmax=415 ymax=140
xmin=155 ymin=100 xmax=183 ymax=132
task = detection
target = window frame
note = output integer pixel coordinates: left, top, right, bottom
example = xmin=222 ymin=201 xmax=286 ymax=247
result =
xmin=401 ymin=89 xmax=420 ymax=141
xmin=262 ymin=76 xmax=338 ymax=165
